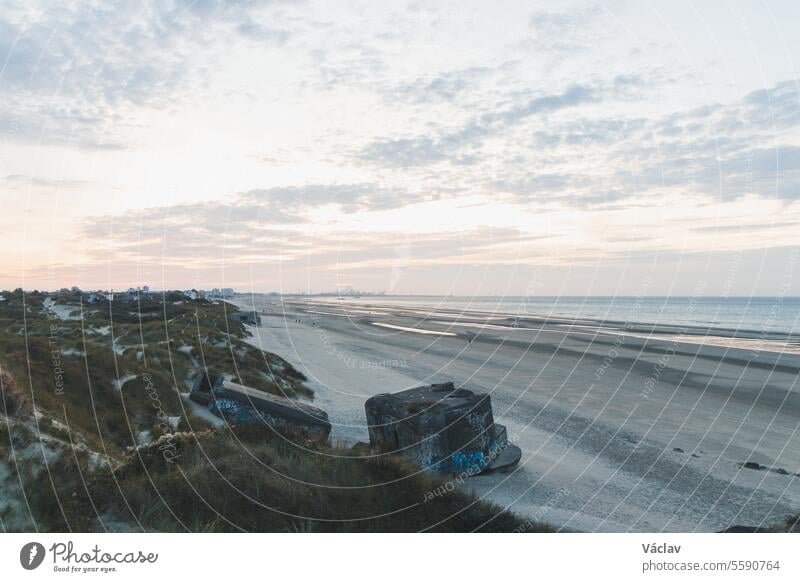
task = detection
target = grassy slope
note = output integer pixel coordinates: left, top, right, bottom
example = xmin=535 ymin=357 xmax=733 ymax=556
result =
xmin=0 ymin=290 xmax=547 ymax=532
xmin=21 ymin=427 xmax=539 ymax=532
xmin=0 ymin=289 xmax=309 ymax=454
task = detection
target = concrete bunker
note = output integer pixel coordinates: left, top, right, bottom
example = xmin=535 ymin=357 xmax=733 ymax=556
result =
xmin=190 ymin=373 xmax=330 ymax=441
xmin=365 ymin=382 xmax=521 ymax=475
xmin=231 ymin=310 xmax=261 ymax=326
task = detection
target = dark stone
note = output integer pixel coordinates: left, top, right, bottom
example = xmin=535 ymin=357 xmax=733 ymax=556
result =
xmin=482 ymin=439 xmax=522 ymax=473
xmin=775 ymin=467 xmax=790 ymax=475
xmin=673 ymin=447 xmax=684 ymax=453
xmin=231 ymin=310 xmax=261 ymax=326
xmin=188 ymin=372 xmax=224 ymax=406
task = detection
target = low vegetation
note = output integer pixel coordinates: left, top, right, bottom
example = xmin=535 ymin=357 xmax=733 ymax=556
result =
xmin=13 ymin=425 xmax=538 ymax=532
xmin=0 ymin=289 xmax=308 ymax=454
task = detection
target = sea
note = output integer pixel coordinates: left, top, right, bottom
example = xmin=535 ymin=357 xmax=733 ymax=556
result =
xmin=325 ymin=295 xmax=800 ymax=336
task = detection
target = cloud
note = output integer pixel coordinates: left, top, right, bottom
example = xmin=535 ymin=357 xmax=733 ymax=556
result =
xmin=359 ymin=137 xmax=447 ymax=168
xmin=388 ymin=67 xmax=493 ymax=104
xmin=497 ymin=84 xmax=596 ymax=124
xmin=0 ymin=1 xmax=297 ymax=149
xmin=240 ymin=183 xmax=412 ymax=212
xmin=1 ymin=0 xmax=798 ymax=294
xmin=1 ymin=174 xmax=90 ymax=189
xmin=76 ymin=183 xmax=552 ymax=289
xmin=236 ymin=18 xmax=291 ymax=46
xmin=359 ymin=83 xmax=598 ymax=168
xmin=742 ymin=80 xmax=800 ymax=129
xmin=526 ymin=2 xmax=619 ymax=55
xmin=607 ymin=81 xmax=800 ymax=201
xmin=80 ymin=182 xmax=410 ymax=260
xmin=358 ymin=74 xmax=800 ymax=208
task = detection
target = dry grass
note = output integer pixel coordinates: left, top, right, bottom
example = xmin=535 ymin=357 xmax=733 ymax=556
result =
xmin=20 ymin=427 xmax=547 ymax=533
xmin=0 ymin=369 xmax=33 ymax=419
xmin=0 ymin=292 xmax=308 ymax=453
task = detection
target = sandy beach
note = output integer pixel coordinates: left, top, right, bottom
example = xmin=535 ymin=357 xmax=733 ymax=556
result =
xmin=233 ymin=296 xmax=800 ymax=533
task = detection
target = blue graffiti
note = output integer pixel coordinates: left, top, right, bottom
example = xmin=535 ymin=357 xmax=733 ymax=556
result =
xmin=440 ymin=450 xmax=486 ymax=474
xmin=208 ymin=398 xmax=264 ymax=423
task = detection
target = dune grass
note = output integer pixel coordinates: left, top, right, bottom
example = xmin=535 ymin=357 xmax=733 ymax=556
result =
xmin=0 ymin=291 xmax=308 ymax=453
xmin=17 ymin=425 xmax=544 ymax=533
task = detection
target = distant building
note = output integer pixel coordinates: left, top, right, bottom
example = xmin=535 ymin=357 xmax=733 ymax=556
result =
xmin=114 ymin=288 xmax=135 ymax=302
xmin=183 ymin=289 xmax=205 ymax=301
xmin=207 ymin=287 xmax=235 ymax=299
xmin=112 ymin=286 xmax=154 ymax=301
xmin=82 ymin=292 xmax=108 ymax=304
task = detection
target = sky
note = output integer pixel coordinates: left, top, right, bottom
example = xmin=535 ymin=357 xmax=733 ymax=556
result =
xmin=0 ymin=0 xmax=799 ymax=296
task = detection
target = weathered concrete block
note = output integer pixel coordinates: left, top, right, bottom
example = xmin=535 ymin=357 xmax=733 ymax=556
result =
xmin=191 ymin=373 xmax=330 ymax=441
xmin=231 ymin=310 xmax=261 ymax=326
xmin=365 ymin=382 xmax=520 ymax=475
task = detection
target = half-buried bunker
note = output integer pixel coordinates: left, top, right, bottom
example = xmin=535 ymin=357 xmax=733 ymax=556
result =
xmin=365 ymin=382 xmax=521 ymax=475
xmin=190 ymin=373 xmax=331 ymax=441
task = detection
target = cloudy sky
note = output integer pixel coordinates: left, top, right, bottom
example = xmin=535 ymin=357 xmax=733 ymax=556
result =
xmin=1 ymin=0 xmax=798 ymax=295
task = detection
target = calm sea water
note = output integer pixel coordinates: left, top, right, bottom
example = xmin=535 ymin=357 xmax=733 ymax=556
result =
xmin=335 ymin=296 xmax=800 ymax=335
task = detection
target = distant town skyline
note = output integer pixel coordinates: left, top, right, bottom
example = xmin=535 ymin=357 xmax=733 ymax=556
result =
xmin=1 ymin=1 xmax=799 ymax=296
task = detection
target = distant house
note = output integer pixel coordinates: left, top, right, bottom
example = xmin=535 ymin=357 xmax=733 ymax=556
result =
xmin=207 ymin=287 xmax=235 ymax=299
xmin=113 ymin=288 xmax=136 ymax=302
xmin=82 ymin=292 xmax=105 ymax=304
xmin=183 ymin=289 xmax=200 ymax=301
xmin=82 ymin=291 xmax=116 ymax=304
xmin=112 ymin=286 xmax=154 ymax=302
